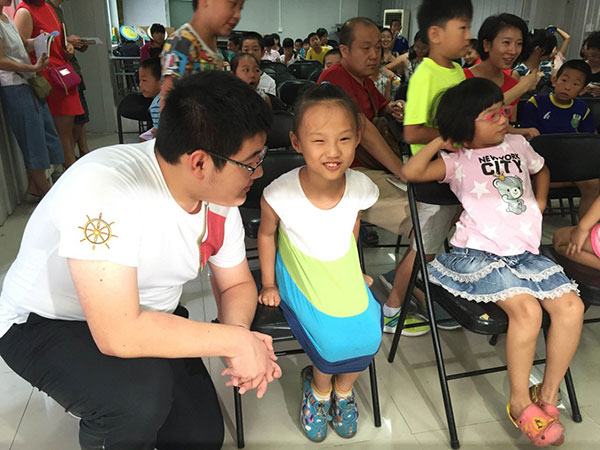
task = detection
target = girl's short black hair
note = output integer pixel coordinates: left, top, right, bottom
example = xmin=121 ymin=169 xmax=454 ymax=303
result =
xmin=282 ymin=38 xmax=294 ymax=48
xmin=150 ymin=23 xmax=166 ymax=36
xmin=587 ymin=31 xmax=600 ymax=51
xmin=264 ymin=35 xmax=275 ymax=47
xmin=380 ymin=27 xmax=393 ymax=37
xmin=477 ymin=13 xmax=528 ymax=62
xmin=435 ymin=78 xmax=504 ymax=144
xmin=295 ymin=38 xmax=303 ymax=44
xmin=292 ymin=83 xmax=362 ymax=135
xmin=521 ymin=29 xmax=557 ymax=60
xmin=156 ymin=71 xmax=271 ymax=168
xmin=230 ymin=52 xmax=259 ymax=74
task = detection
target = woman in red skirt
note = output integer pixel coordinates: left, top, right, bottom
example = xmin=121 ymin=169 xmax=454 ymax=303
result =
xmin=14 ymin=0 xmax=83 ymax=168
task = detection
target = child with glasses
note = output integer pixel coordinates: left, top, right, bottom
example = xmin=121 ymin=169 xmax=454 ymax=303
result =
xmin=402 ymin=77 xmax=584 ymax=447
xmin=257 ymin=84 xmax=382 ymax=442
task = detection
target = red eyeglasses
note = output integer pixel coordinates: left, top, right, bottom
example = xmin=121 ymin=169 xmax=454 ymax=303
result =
xmin=477 ymin=105 xmax=513 ymax=123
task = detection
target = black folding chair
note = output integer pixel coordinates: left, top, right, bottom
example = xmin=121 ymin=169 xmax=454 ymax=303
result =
xmin=388 ymin=180 xmax=582 ymax=449
xmin=287 ymin=60 xmax=323 ymax=79
xmin=578 ymin=96 xmax=600 ymax=132
xmin=530 ymin=134 xmax=600 ymax=225
xmin=233 ymin=151 xmax=381 ymax=448
xmin=260 ymin=61 xmax=288 ymax=74
xmin=534 ymin=132 xmax=600 ymax=324
xmin=271 ymin=71 xmax=296 ymax=93
xmin=308 ymin=67 xmax=323 ymax=82
xmin=265 ymin=111 xmax=294 ymax=151
xmin=278 ymin=79 xmax=315 ymax=108
xmin=265 ymin=93 xmax=287 ymax=111
xmin=116 ymin=93 xmax=153 ymax=144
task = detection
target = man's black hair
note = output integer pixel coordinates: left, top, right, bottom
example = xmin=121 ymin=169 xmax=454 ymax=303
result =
xmin=339 ymin=17 xmax=378 ymax=47
xmin=241 ymin=32 xmax=264 ymax=51
xmin=139 ymin=57 xmax=161 ymax=81
xmin=417 ymin=0 xmax=473 ymax=44
xmin=521 ymin=29 xmax=557 ymax=60
xmin=477 ymin=13 xmax=528 ymax=62
xmin=435 ymin=78 xmax=504 ymax=144
xmin=556 ymin=59 xmax=593 ymax=86
xmin=316 ymin=28 xmax=328 ymax=38
xmin=150 ymin=23 xmax=166 ymax=36
xmin=156 ymin=71 xmax=272 ymax=167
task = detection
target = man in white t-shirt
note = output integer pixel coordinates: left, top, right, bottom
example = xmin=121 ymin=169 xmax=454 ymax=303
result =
xmin=0 ymin=72 xmax=279 ymax=450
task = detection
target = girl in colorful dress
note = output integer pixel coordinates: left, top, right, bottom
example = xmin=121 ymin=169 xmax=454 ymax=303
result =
xmin=402 ymin=77 xmax=584 ymax=447
xmin=257 ymin=84 xmax=382 ymax=442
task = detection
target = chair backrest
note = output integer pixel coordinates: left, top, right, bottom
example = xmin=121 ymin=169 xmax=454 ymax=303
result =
xmin=411 ymin=181 xmax=461 ymax=206
xmin=243 ymin=150 xmax=305 ymax=209
xmin=515 ymin=98 xmax=528 ymax=123
xmin=580 ymin=96 xmax=600 ymax=132
xmin=529 ymin=133 xmax=600 ymax=182
xmin=266 ymin=111 xmax=294 ymax=149
xmin=272 ymin=71 xmax=296 ymax=90
xmin=117 ymin=93 xmax=153 ymax=122
xmin=262 ymin=66 xmax=278 ymax=78
xmin=308 ymin=67 xmax=323 ymax=82
xmin=266 ymin=93 xmax=287 ymax=111
xmin=278 ymin=79 xmax=315 ymax=107
xmin=394 ymin=83 xmax=408 ymax=102
xmin=260 ymin=61 xmax=287 ymax=73
xmin=287 ymin=60 xmax=323 ymax=79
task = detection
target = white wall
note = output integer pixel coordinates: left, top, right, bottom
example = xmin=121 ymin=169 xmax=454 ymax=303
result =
xmin=123 ymin=0 xmax=169 ymax=27
xmin=62 ymin=0 xmax=116 ymax=133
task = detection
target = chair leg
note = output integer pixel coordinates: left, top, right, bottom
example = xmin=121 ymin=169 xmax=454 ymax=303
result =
xmin=559 ymin=198 xmax=566 ymax=217
xmin=117 ymin=115 xmax=124 ymax=145
xmin=563 ymin=367 xmax=582 ymax=422
xmin=388 ymin=260 xmax=420 ymax=363
xmin=567 ymin=197 xmax=578 ymax=226
xmin=368 ymin=360 xmax=382 ymax=427
xmin=233 ymin=386 xmax=245 ymax=448
xmin=394 ymin=234 xmax=403 ymax=259
xmin=489 ymin=334 xmax=499 ymax=346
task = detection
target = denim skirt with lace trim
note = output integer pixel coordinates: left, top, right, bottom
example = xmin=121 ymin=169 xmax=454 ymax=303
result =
xmin=427 ymin=247 xmax=578 ymax=303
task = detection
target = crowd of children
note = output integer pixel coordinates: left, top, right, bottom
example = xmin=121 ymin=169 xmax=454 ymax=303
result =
xmin=2 ymin=0 xmax=600 ymax=447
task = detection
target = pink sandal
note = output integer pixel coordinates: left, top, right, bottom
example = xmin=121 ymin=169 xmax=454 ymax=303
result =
xmin=530 ymin=384 xmax=564 ymax=446
xmin=507 ymin=402 xmax=565 ymax=447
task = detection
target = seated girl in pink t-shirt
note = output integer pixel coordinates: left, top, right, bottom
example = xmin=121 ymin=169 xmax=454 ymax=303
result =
xmin=553 ymin=196 xmax=600 ymax=270
xmin=401 ymin=77 xmax=584 ymax=448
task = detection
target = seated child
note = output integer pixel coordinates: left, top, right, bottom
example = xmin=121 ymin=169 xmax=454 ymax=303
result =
xmin=554 ymin=195 xmax=600 ymax=270
xmin=257 ymin=84 xmax=382 ymax=442
xmin=231 ymin=52 xmax=272 ymax=108
xmin=294 ymin=38 xmax=303 ymax=56
xmin=241 ymin=32 xmax=276 ymax=95
xmin=521 ymin=59 xmax=599 ymax=217
xmin=463 ymin=38 xmax=480 ymax=67
xmin=306 ymin=32 xmax=330 ymax=65
xmin=138 ymin=57 xmax=162 ymax=141
xmin=262 ymin=35 xmax=280 ymax=62
xmin=402 ymin=77 xmax=584 ymax=447
xmin=280 ymin=37 xmax=299 ymax=66
xmin=323 ymin=48 xmax=341 ymax=68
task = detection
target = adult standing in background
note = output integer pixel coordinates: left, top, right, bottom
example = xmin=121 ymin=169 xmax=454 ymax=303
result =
xmin=390 ymin=18 xmax=409 ymax=55
xmin=14 ymin=0 xmax=83 ymax=169
xmin=0 ymin=0 xmax=63 ymax=198
xmin=47 ymin=0 xmax=90 ymax=158
xmin=140 ymin=23 xmax=166 ymax=62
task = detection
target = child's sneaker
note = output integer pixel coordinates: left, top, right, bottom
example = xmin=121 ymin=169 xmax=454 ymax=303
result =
xmin=383 ymin=308 xmax=430 ymax=336
xmin=300 ymin=366 xmax=331 ymax=442
xmin=331 ymin=389 xmax=359 ymax=438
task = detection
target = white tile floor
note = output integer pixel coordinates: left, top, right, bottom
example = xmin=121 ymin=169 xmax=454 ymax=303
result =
xmin=1 ymin=133 xmax=600 ymax=449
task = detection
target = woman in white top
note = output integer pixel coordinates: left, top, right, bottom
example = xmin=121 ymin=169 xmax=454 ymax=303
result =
xmin=0 ymin=0 xmax=62 ymax=198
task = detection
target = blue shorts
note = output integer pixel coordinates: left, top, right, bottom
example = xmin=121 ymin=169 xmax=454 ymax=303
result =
xmin=0 ymin=84 xmax=63 ymax=170
xmin=428 ymin=247 xmax=578 ymax=303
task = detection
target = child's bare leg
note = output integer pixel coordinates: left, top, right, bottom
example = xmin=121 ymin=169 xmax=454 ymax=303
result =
xmin=539 ymin=291 xmax=584 ymax=405
xmin=312 ymin=366 xmax=333 ymax=395
xmin=496 ymin=294 xmax=543 ymax=417
xmin=554 ymin=226 xmax=600 ymax=270
xmin=333 ymin=371 xmax=361 ymax=393
xmin=575 ymin=179 xmax=600 ymax=217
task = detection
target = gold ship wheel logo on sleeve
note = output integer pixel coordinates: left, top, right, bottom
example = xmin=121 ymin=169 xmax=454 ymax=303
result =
xmin=79 ymin=213 xmax=117 ymax=250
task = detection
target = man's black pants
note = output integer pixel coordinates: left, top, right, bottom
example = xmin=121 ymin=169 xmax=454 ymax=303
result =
xmin=0 ymin=311 xmax=224 ymax=450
